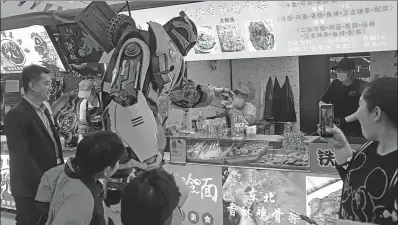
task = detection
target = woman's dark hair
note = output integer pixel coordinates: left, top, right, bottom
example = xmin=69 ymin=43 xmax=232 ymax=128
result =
xmin=22 ymin=64 xmax=50 ymax=93
xmin=121 ymin=168 xmax=181 ymax=225
xmin=75 ymin=131 xmax=125 ymax=175
xmin=362 ymin=77 xmax=397 ymax=127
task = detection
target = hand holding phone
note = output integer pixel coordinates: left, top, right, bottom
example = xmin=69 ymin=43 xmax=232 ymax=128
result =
xmin=317 ymin=124 xmax=349 ymax=149
xmin=319 ymin=104 xmax=334 ymax=137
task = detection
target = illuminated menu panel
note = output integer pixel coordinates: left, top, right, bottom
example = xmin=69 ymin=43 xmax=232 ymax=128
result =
xmin=122 ymin=1 xmax=397 ymax=61
xmin=1 ymin=25 xmax=65 ymax=73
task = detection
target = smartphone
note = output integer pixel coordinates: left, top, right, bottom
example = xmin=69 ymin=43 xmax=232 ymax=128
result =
xmin=319 ymin=104 xmax=334 ymax=137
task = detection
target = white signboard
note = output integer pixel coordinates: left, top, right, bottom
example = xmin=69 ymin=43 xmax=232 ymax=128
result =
xmin=122 ymin=1 xmax=397 ymax=61
xmin=1 ymin=25 xmax=65 ymax=73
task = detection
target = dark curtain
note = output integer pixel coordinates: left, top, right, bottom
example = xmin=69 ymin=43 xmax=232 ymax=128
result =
xmin=280 ymin=76 xmax=297 ymax=122
xmin=263 ymin=76 xmax=274 ymax=121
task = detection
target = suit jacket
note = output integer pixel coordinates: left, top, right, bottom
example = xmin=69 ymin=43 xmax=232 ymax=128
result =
xmin=4 ymin=98 xmax=64 ymax=198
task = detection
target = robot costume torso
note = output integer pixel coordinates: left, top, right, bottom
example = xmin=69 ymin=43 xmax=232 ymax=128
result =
xmin=99 ymin=11 xmax=229 ymax=203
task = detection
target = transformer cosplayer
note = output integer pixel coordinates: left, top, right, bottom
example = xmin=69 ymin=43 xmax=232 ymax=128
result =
xmin=91 ymin=11 xmax=230 ymax=207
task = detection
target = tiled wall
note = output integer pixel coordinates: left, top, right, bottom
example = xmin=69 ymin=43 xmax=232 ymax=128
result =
xmin=370 ymin=51 xmax=398 ymax=80
xmin=165 ymin=60 xmax=231 ymax=128
xmin=166 ymin=57 xmax=301 ymax=132
xmin=231 ymin=57 xmax=300 ymax=131
xmin=166 ymin=51 xmax=397 ymax=132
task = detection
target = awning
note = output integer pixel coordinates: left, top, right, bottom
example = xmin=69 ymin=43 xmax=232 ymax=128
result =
xmin=1 ymin=1 xmax=198 ymax=32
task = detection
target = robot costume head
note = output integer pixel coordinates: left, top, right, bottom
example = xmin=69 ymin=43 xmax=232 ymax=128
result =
xmin=163 ymin=11 xmax=198 ymax=56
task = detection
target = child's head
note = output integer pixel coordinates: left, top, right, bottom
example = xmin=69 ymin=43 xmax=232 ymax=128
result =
xmin=121 ymin=168 xmax=181 ymax=225
xmin=75 ymin=131 xmax=125 ymax=179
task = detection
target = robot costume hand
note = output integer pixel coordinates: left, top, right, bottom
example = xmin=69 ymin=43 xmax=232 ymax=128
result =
xmin=168 ymin=83 xmax=232 ymax=109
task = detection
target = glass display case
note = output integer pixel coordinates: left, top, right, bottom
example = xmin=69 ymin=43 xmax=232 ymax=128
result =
xmin=169 ymin=134 xmax=311 ymax=171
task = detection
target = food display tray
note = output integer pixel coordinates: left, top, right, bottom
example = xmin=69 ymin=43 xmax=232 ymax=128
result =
xmin=250 ymin=149 xmax=310 ymax=171
xmin=249 ymin=162 xmax=310 ymax=171
xmin=224 ymin=145 xmax=268 ymax=164
xmin=186 ymin=141 xmax=226 ymax=164
xmin=187 ymin=158 xmax=225 ymax=164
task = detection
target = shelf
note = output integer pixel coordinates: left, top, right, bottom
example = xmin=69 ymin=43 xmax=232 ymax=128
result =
xmin=169 ymin=134 xmax=284 ymax=142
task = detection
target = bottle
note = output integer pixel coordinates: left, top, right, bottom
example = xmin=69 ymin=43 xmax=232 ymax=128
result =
xmin=197 ymin=109 xmax=205 ymax=133
xmin=232 ymin=115 xmax=244 ymax=139
xmin=182 ymin=109 xmax=191 ymax=131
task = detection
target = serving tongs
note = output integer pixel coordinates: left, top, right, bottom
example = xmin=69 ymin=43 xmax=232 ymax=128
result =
xmin=289 ymin=210 xmax=318 ymax=225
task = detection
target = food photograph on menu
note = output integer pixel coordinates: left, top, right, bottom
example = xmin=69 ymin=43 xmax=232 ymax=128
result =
xmin=246 ymin=20 xmax=276 ymax=51
xmin=216 ymin=23 xmax=246 ymax=53
xmin=306 ymin=176 xmax=343 ymax=225
xmin=222 ymin=168 xmax=306 ymax=225
xmin=194 ymin=25 xmax=220 ymax=54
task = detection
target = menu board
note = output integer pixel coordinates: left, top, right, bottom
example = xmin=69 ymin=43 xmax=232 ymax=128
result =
xmin=121 ymin=1 xmax=397 ymax=61
xmin=309 ymin=143 xmax=363 ymax=174
xmin=306 ymin=175 xmax=342 ymax=225
xmin=164 ymin=164 xmax=223 ymax=225
xmin=223 ymin=167 xmax=307 ymax=225
xmin=1 ymin=25 xmax=65 ymax=73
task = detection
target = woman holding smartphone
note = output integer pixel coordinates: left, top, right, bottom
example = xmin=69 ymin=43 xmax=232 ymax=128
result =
xmin=319 ymin=77 xmax=397 ymax=224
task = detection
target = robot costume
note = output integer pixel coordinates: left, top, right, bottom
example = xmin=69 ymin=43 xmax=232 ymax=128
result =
xmin=96 ymin=11 xmax=230 ymax=204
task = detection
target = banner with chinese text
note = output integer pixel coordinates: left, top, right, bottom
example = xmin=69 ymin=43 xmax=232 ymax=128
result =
xmin=164 ymin=164 xmax=223 ymax=225
xmin=122 ymin=1 xmax=397 ymax=61
xmin=222 ymin=167 xmax=307 ymax=225
xmin=1 ymin=25 xmax=65 ymax=74
xmin=309 ymin=143 xmax=362 ymax=174
xmin=1 ymin=139 xmax=14 ymax=210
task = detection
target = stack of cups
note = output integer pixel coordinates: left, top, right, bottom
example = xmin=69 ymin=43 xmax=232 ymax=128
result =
xmin=246 ymin=125 xmax=257 ymax=138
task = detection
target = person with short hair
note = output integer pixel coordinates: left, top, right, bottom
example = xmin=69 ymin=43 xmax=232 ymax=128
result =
xmin=35 ymin=131 xmax=125 ymax=225
xmin=320 ymin=57 xmax=368 ymax=137
xmin=120 ymin=168 xmax=181 ymax=225
xmin=4 ymin=64 xmax=63 ymax=225
xmin=320 ymin=77 xmax=398 ymax=224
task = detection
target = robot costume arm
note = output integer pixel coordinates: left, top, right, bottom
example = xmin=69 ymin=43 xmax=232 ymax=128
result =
xmin=167 ymin=69 xmax=232 ymax=110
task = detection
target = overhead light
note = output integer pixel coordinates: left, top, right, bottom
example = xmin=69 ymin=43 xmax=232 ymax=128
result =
xmin=30 ymin=0 xmax=43 ymax=10
xmin=18 ymin=1 xmax=26 ymax=6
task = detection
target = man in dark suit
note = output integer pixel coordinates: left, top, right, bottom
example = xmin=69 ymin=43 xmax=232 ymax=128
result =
xmin=4 ymin=64 xmax=64 ymax=225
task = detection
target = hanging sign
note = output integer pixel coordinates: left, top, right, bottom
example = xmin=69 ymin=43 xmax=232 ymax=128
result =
xmin=1 ymin=25 xmax=65 ymax=74
xmin=170 ymin=138 xmax=187 ymax=164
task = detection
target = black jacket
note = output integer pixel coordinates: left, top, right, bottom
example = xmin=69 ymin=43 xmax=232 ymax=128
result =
xmin=272 ymin=77 xmax=282 ymax=121
xmin=280 ymin=76 xmax=297 ymax=122
xmin=263 ymin=76 xmax=274 ymax=121
xmin=4 ymin=98 xmax=64 ymax=198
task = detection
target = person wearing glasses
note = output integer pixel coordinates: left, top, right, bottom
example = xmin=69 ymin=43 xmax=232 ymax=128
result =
xmin=319 ymin=57 xmax=368 ymax=137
